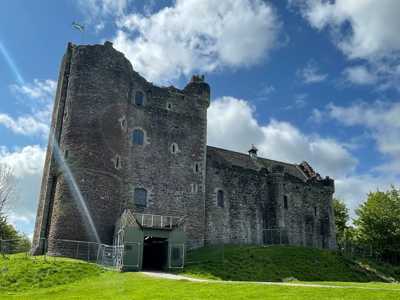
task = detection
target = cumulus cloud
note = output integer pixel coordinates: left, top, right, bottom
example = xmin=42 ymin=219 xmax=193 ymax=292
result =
xmin=11 ymin=79 xmax=56 ymax=102
xmin=113 ymin=0 xmax=281 ymax=83
xmin=343 ymin=65 xmax=377 ymax=85
xmin=0 ymin=145 xmax=46 ymax=235
xmin=0 ymin=79 xmax=56 ymax=138
xmin=297 ymin=60 xmax=327 ymax=84
xmin=0 ymin=114 xmax=49 ymax=137
xmin=327 ymin=101 xmax=400 ymax=174
xmin=298 ymin=0 xmax=400 ymax=60
xmin=207 ymin=96 xmax=356 ymax=178
xmin=296 ymin=0 xmax=400 ymax=90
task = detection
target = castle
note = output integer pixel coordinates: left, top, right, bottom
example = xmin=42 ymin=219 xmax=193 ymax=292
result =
xmin=32 ymin=42 xmax=336 ymax=270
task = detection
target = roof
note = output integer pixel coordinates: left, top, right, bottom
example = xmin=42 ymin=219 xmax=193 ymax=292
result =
xmin=206 ymin=146 xmax=308 ymax=181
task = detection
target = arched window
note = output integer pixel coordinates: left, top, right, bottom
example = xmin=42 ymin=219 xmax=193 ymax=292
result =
xmin=217 ymin=190 xmax=224 ymax=208
xmin=132 ymin=129 xmax=144 ymax=145
xmin=134 ymin=188 xmax=147 ymax=207
xmin=134 ymin=91 xmax=144 ymax=106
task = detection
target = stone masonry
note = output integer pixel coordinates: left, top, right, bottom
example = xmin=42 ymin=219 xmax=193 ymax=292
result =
xmin=31 ymin=42 xmax=336 ymax=256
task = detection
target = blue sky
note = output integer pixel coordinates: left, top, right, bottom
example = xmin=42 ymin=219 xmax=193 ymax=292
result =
xmin=1 ymin=0 xmax=399 ymax=238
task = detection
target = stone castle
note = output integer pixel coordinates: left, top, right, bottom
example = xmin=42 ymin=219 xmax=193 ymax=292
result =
xmin=32 ymin=42 xmax=336 ymax=269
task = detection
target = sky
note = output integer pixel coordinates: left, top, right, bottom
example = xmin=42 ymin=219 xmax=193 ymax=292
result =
xmin=0 ymin=0 xmax=399 ymax=238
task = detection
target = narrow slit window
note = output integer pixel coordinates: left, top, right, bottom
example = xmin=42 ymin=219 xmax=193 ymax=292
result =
xmin=314 ymin=206 xmax=317 ymax=216
xmin=284 ymin=195 xmax=288 ymax=209
xmin=170 ymin=143 xmax=178 ymax=154
xmin=217 ymin=190 xmax=224 ymax=208
xmin=115 ymin=156 xmax=121 ymax=169
xmin=132 ymin=129 xmax=144 ymax=145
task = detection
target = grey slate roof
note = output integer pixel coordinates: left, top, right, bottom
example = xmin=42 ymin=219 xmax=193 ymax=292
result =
xmin=206 ymin=146 xmax=308 ymax=181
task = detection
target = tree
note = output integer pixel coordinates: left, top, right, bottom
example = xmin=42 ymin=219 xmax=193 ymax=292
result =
xmin=332 ymin=198 xmax=350 ymax=244
xmin=0 ymin=163 xmax=15 ymax=215
xmin=354 ymin=187 xmax=400 ymax=262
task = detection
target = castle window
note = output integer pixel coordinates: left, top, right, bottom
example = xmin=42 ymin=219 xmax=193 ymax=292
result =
xmin=217 ymin=190 xmax=224 ymax=208
xmin=170 ymin=143 xmax=179 ymax=154
xmin=115 ymin=155 xmax=121 ymax=169
xmin=194 ymin=162 xmax=200 ymax=173
xmin=120 ymin=118 xmax=127 ymax=131
xmin=284 ymin=195 xmax=288 ymax=209
xmin=134 ymin=91 xmax=144 ymax=106
xmin=134 ymin=188 xmax=147 ymax=207
xmin=167 ymin=102 xmax=172 ymax=110
xmin=64 ymin=150 xmax=69 ymax=159
xmin=132 ymin=129 xmax=144 ymax=145
xmin=314 ymin=206 xmax=317 ymax=216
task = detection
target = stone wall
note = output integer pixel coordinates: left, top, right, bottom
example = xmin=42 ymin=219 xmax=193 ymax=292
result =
xmin=205 ymin=147 xmax=336 ymax=249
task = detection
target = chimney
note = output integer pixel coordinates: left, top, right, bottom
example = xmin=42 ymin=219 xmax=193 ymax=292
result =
xmin=248 ymin=144 xmax=258 ymax=159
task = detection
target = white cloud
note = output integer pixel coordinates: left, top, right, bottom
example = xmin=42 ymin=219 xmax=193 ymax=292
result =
xmin=11 ymin=79 xmax=56 ymax=102
xmin=343 ymin=65 xmax=377 ymax=85
xmin=298 ymin=0 xmax=400 ymax=60
xmin=0 ymin=145 xmax=46 ymax=235
xmin=0 ymin=114 xmax=49 ymax=137
xmin=207 ymin=96 xmax=356 ymax=178
xmin=327 ymin=101 xmax=400 ymax=174
xmin=113 ymin=0 xmax=281 ymax=83
xmin=296 ymin=0 xmax=400 ymax=91
xmin=1 ymin=79 xmax=56 ymax=138
xmin=297 ymin=60 xmax=327 ymax=84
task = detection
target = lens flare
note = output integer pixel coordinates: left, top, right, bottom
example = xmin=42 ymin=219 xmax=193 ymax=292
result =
xmin=0 ymin=41 xmax=24 ymax=85
xmin=50 ymin=134 xmax=100 ymax=243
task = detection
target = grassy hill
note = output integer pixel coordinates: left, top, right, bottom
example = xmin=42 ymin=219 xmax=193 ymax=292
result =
xmin=0 ymin=254 xmax=103 ymax=292
xmin=182 ymin=245 xmax=399 ymax=282
xmin=1 ymin=248 xmax=400 ymax=299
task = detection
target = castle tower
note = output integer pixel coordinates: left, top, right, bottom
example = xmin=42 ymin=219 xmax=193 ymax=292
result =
xmin=32 ymin=42 xmax=210 ymax=256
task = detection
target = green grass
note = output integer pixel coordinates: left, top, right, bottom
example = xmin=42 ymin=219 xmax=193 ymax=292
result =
xmin=2 ymin=271 xmax=400 ymax=300
xmin=182 ymin=245 xmax=394 ymax=282
xmin=0 ymin=254 xmax=103 ymax=292
xmin=1 ymin=250 xmax=400 ymax=299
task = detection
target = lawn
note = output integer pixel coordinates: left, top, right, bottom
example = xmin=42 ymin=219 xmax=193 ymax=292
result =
xmin=1 ymin=251 xmax=400 ymax=299
xmin=2 ymin=271 xmax=400 ymax=300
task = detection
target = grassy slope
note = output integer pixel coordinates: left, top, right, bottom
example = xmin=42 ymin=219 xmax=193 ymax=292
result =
xmin=1 ymin=250 xmax=400 ymax=299
xmin=182 ymin=245 xmax=394 ymax=282
xmin=0 ymin=254 xmax=103 ymax=292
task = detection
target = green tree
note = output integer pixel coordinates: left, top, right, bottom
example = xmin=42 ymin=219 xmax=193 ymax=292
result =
xmin=354 ymin=187 xmax=400 ymax=260
xmin=332 ymin=198 xmax=350 ymax=244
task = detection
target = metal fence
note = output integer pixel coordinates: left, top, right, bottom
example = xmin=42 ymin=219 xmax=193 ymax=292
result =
xmin=0 ymin=238 xmax=123 ymax=269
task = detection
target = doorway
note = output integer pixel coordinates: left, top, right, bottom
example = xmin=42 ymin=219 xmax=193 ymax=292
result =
xmin=142 ymin=236 xmax=168 ymax=270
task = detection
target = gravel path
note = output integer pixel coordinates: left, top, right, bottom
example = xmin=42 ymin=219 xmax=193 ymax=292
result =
xmin=141 ymin=271 xmax=400 ymax=292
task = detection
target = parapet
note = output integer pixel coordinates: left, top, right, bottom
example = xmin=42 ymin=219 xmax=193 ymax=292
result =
xmin=184 ymin=74 xmax=210 ymax=105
